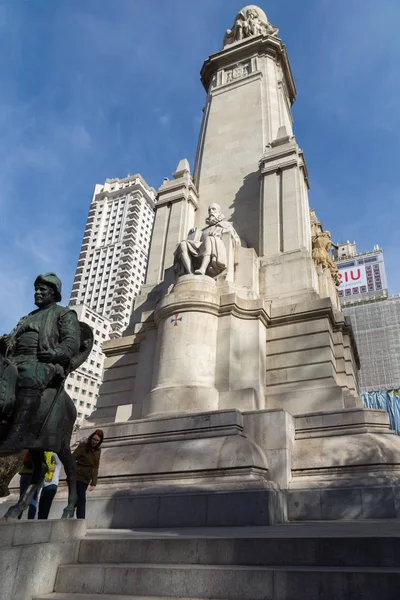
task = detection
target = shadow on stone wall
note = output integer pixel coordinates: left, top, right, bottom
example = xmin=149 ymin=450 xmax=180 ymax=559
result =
xmin=230 ymin=170 xmax=259 ymax=253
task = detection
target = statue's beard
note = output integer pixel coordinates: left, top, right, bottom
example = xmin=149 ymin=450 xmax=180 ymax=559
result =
xmin=206 ymin=214 xmax=222 ymax=226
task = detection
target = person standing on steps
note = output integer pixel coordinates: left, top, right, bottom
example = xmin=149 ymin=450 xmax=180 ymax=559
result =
xmin=38 ymin=452 xmax=62 ymax=519
xmin=18 ymin=450 xmax=52 ymax=519
xmin=72 ymin=429 xmax=103 ymax=519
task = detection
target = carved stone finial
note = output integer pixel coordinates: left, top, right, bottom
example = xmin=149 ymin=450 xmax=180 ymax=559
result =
xmin=223 ymin=5 xmax=279 ymax=48
xmin=173 ymin=158 xmax=191 ymax=180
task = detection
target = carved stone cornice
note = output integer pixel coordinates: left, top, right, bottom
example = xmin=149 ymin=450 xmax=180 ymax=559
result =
xmin=102 ymin=335 xmax=140 ymax=357
xmin=200 ymin=34 xmax=296 ymax=103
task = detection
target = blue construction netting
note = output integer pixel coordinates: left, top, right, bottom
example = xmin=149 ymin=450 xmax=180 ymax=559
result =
xmin=362 ymin=391 xmax=400 ymax=434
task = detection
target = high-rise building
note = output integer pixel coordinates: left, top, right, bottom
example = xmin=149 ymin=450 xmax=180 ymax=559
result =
xmin=334 ymin=241 xmax=399 ymax=393
xmin=68 ymin=173 xmax=156 ymax=424
xmin=65 ymin=304 xmax=111 ymax=423
xmin=70 ymin=173 xmax=156 ymax=334
xmin=334 ymin=241 xmax=388 ymax=304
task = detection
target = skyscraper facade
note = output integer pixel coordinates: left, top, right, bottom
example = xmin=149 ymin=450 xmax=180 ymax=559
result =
xmin=68 ymin=173 xmax=156 ymax=424
xmin=334 ymin=241 xmax=388 ymax=304
xmin=70 ymin=174 xmax=156 ymax=335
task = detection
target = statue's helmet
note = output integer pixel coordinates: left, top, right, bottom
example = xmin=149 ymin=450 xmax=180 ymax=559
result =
xmin=34 ymin=272 xmax=62 ymax=302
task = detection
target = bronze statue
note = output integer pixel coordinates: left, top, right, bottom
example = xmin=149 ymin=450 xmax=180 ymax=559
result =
xmin=0 ymin=273 xmax=93 ymax=519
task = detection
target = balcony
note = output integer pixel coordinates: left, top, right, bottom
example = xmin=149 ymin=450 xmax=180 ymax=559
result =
xmin=118 ymin=267 xmax=130 ymax=278
xmin=111 ymin=313 xmax=124 ymax=322
xmin=122 ymin=236 xmax=135 ymax=247
xmin=111 ymin=300 xmax=124 ymax=311
xmin=116 ymin=274 xmax=129 ymax=284
xmin=115 ymin=283 xmax=129 ymax=294
xmin=120 ymin=260 xmax=132 ymax=271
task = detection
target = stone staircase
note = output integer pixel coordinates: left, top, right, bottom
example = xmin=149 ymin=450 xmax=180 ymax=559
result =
xmin=33 ymin=522 xmax=400 ymax=600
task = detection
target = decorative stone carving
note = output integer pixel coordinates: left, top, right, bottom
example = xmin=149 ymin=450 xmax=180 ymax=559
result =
xmin=310 ymin=208 xmax=323 ymax=239
xmin=226 ymin=62 xmax=250 ymax=83
xmin=312 ymin=229 xmax=341 ymax=287
xmin=174 ymin=203 xmax=240 ymax=278
xmin=223 ymin=5 xmax=278 ymax=48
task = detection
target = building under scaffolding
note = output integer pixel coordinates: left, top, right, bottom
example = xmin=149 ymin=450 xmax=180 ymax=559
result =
xmin=344 ymin=296 xmax=400 ymax=392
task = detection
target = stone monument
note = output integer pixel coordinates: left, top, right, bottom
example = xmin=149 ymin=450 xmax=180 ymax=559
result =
xmin=76 ymin=6 xmax=400 ymax=526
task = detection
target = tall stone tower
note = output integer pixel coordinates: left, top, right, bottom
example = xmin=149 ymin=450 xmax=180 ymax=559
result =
xmin=85 ymin=6 xmax=400 ymax=526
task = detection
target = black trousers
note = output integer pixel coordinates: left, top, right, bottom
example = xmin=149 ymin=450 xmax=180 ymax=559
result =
xmin=76 ymin=481 xmax=88 ymax=519
xmin=38 ymin=484 xmax=58 ymax=519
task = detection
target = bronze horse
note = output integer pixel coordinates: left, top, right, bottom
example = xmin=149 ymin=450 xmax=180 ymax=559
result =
xmin=0 ymin=323 xmax=93 ymax=520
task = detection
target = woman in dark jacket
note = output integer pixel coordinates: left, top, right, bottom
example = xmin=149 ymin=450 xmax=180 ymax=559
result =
xmin=72 ymin=429 xmax=103 ymax=518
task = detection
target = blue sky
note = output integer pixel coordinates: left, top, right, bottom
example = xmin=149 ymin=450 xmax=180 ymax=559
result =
xmin=0 ymin=0 xmax=400 ymax=330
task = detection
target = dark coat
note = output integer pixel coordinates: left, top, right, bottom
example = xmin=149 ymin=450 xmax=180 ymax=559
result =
xmin=72 ymin=440 xmax=101 ymax=486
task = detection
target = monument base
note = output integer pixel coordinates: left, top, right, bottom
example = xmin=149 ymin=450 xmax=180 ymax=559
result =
xmin=9 ymin=405 xmax=392 ymax=528
xmin=6 ymin=405 xmax=399 ymax=527
xmin=71 ymin=408 xmax=286 ymax=527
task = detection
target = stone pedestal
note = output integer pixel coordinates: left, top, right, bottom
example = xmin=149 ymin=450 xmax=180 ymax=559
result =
xmin=147 ymin=275 xmax=220 ymax=416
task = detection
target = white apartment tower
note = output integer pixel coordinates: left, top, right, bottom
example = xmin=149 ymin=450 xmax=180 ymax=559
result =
xmin=65 ymin=304 xmax=111 ymax=423
xmin=70 ymin=173 xmax=156 ymax=334
xmin=68 ymin=173 xmax=156 ymax=424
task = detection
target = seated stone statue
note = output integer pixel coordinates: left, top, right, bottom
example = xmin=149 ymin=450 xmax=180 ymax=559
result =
xmin=223 ymin=6 xmax=278 ymax=47
xmin=0 ymin=273 xmax=81 ymax=453
xmin=174 ymin=204 xmax=240 ymax=278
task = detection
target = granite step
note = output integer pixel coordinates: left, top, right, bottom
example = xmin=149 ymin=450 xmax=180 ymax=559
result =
xmin=54 ymin=563 xmax=400 ymax=600
xmin=34 ymin=595 xmax=226 ymax=600
xmin=78 ymin=533 xmax=400 ymax=568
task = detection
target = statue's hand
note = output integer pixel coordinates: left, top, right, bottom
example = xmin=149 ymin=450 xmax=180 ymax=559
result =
xmin=38 ymin=347 xmax=57 ymax=364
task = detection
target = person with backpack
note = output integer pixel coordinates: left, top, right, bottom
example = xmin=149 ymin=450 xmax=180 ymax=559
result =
xmin=38 ymin=452 xmax=62 ymax=519
xmin=18 ymin=450 xmax=52 ymax=519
